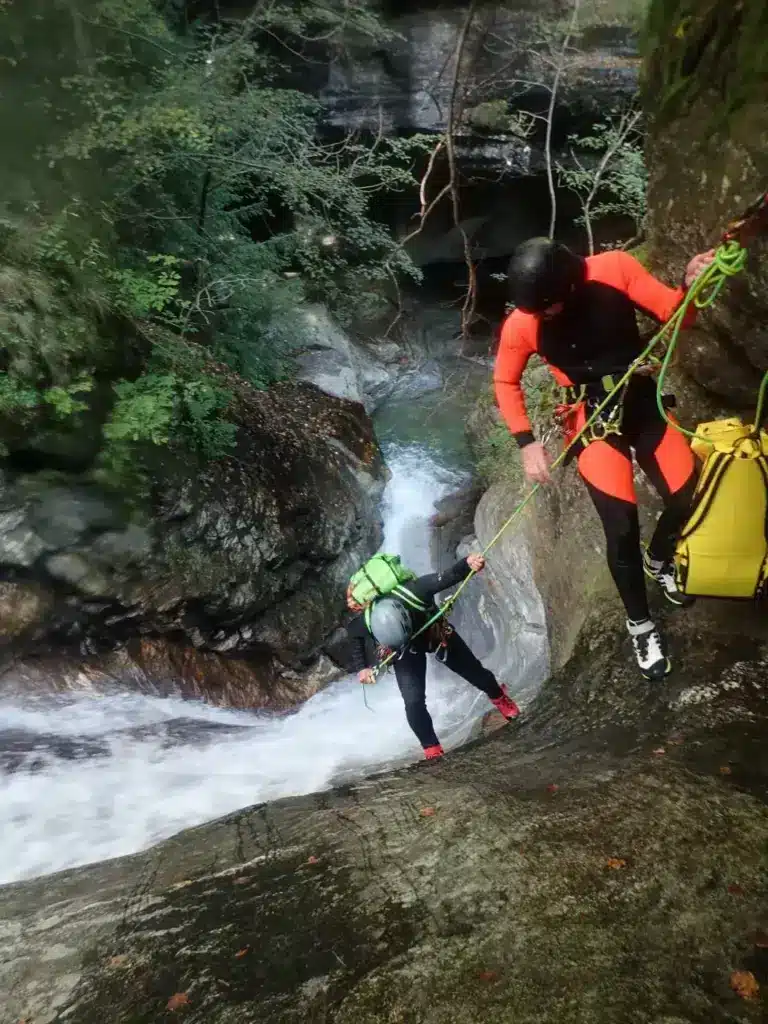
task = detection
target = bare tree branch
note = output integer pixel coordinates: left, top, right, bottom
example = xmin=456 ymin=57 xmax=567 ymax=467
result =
xmin=559 ymin=104 xmax=642 ymax=253
xmin=444 ymin=0 xmax=480 ymax=345
xmin=546 ymin=0 xmax=581 ymax=238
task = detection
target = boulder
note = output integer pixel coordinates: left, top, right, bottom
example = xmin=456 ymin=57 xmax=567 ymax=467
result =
xmin=448 ymin=484 xmax=549 ymax=698
xmin=0 ymin=638 xmax=342 ymax=710
xmin=293 ymin=305 xmax=398 ymax=412
xmin=429 ymin=482 xmax=483 ymax=570
xmin=0 ymin=375 xmax=385 ymax=706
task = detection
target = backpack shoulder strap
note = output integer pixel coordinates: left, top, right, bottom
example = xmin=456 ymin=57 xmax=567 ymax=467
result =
xmin=678 ymin=451 xmax=732 ymax=541
xmin=392 ymin=584 xmax=427 ymax=612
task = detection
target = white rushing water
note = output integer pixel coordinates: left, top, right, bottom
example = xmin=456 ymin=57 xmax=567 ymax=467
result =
xmin=0 ymin=442 xmax=496 ymax=885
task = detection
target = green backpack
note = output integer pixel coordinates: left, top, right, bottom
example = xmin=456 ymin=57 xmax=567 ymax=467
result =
xmin=348 ymin=553 xmax=424 ymax=609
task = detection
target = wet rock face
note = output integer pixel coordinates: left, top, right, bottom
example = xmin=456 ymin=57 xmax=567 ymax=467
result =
xmin=0 ymin=377 xmax=384 ymax=701
xmin=0 ymin=637 xmax=342 ymax=711
xmin=450 ymin=484 xmax=549 ymax=697
xmin=293 ymin=304 xmax=409 ymax=412
xmin=643 ymin=0 xmax=768 ymax=411
xmin=3 ymin=597 xmax=768 ymax=1023
xmin=320 ymin=1 xmax=640 ymax=166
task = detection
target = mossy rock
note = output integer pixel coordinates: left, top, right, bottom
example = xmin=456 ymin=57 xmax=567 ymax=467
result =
xmin=643 ymin=0 xmax=768 ymax=412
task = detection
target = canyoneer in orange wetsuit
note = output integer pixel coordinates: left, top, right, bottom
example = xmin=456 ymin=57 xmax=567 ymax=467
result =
xmin=494 ymin=237 xmax=716 ymax=680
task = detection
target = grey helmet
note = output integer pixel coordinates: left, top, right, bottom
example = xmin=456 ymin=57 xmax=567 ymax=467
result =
xmin=367 ymin=597 xmax=412 ymax=649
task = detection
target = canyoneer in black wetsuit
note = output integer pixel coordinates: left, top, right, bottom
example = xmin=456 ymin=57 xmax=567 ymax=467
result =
xmin=345 ymin=554 xmax=520 ymax=760
xmin=494 ymin=237 xmax=716 ymax=680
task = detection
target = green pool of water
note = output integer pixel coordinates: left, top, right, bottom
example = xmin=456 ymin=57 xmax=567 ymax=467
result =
xmin=373 ymin=360 xmax=490 ymax=473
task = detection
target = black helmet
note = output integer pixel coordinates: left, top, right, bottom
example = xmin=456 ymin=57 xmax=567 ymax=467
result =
xmin=367 ymin=597 xmax=412 ymax=649
xmin=508 ymin=237 xmax=585 ymax=313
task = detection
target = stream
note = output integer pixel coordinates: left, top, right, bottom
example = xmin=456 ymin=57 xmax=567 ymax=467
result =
xmin=0 ymin=360 xmax=517 ymax=886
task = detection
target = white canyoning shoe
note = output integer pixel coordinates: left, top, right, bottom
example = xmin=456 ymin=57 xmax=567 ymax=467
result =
xmin=643 ymin=549 xmax=695 ymax=608
xmin=626 ymin=618 xmax=671 ymax=681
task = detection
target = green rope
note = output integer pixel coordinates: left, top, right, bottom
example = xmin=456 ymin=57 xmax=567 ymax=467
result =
xmin=754 ymin=368 xmax=768 ymax=430
xmin=368 ymin=237 xmax=756 ymax=682
xmin=653 ymin=239 xmax=768 ymax=440
xmin=653 ymin=240 xmax=749 ymax=438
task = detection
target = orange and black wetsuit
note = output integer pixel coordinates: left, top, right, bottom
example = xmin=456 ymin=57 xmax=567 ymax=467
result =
xmin=494 ymin=249 xmax=697 ymax=622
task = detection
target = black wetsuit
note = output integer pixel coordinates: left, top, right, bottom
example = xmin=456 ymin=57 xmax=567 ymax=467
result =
xmin=346 ymin=559 xmax=502 ymax=749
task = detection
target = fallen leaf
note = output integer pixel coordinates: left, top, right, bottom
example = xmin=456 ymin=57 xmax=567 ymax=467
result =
xmin=546 ymin=783 xmax=559 ymax=794
xmin=307 ymin=855 xmax=319 ymax=865
xmin=730 ymin=970 xmax=759 ymax=1001
xmin=720 ymin=765 xmax=732 ymax=775
xmin=606 ymin=858 xmax=627 ymax=870
xmin=652 ymin=748 xmax=666 ymax=756
xmin=166 ymin=992 xmax=190 ymax=1011
xmin=752 ymin=928 xmax=768 ymax=948
xmin=235 ymin=946 xmax=250 ymax=959
xmin=478 ymin=970 xmax=498 ymax=982
xmin=420 ymin=807 xmax=436 ymax=818
xmin=728 ymin=883 xmax=745 ymax=895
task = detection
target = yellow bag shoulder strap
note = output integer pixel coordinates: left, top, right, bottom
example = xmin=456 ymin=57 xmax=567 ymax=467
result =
xmin=679 ymin=451 xmax=734 ymax=541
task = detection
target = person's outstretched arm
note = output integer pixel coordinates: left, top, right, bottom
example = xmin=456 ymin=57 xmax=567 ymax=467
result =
xmin=613 ymin=248 xmax=715 ymax=327
xmin=494 ymin=312 xmax=552 ymax=484
xmin=407 ymin=554 xmax=486 ymax=604
xmin=494 ymin=311 xmax=537 ymax=447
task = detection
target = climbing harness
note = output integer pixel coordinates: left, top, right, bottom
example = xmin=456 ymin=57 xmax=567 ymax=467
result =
xmin=433 ymin=618 xmax=454 ymax=663
xmin=557 ymin=376 xmax=629 ymax=444
xmin=364 ymin=190 xmax=768 ymax=682
xmin=553 ymin=360 xmax=664 ymax=446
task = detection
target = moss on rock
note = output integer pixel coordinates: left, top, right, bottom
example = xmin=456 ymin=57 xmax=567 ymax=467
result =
xmin=642 ymin=0 xmax=768 ymax=411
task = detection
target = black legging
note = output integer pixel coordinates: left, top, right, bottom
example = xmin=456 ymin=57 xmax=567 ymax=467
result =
xmin=584 ymin=477 xmax=696 ymax=622
xmin=394 ymin=631 xmax=502 ymax=749
xmin=573 ymin=379 xmax=697 ymax=623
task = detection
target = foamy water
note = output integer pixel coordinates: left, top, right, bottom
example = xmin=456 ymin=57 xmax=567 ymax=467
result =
xmin=0 ymin=443 xmax=498 ymax=884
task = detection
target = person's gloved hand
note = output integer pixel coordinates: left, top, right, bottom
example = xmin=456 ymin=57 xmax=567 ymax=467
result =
xmin=466 ymin=553 xmax=486 ymax=573
xmin=358 ymin=668 xmax=375 ymax=685
xmin=521 ymin=441 xmax=552 ymax=484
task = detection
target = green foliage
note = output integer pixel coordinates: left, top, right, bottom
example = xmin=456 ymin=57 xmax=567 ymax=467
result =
xmin=466 ymin=100 xmax=511 ymax=133
xmin=579 ymin=0 xmax=650 ymax=32
xmin=473 ymin=358 xmax=555 ymax=487
xmin=43 ymin=379 xmax=94 ymax=418
xmin=475 ymin=419 xmax=524 ymax=489
xmin=557 ymin=109 xmax=647 ymax=250
xmin=109 ymin=256 xmax=184 ymax=318
xmin=104 ymin=372 xmax=235 ymax=454
xmin=99 ymin=371 xmax=236 ymax=486
xmin=0 ymin=374 xmax=39 ymax=418
xmin=642 ymin=1 xmax=768 ymax=129
xmin=628 ymin=241 xmax=652 ymax=267
xmin=0 ymin=0 xmax=423 ymax=488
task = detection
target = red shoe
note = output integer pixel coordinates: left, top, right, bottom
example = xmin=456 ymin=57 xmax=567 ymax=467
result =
xmin=491 ymin=685 xmax=520 ymax=721
xmin=423 ymin=744 xmax=444 ymax=760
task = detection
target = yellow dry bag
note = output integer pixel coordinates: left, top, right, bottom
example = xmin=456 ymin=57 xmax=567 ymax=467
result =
xmin=675 ymin=418 xmax=768 ymax=599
